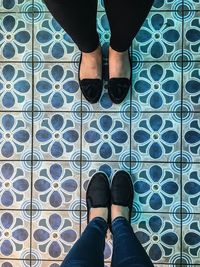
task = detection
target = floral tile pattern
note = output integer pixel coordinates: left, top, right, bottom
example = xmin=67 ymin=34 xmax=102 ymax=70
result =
xmin=0 ymin=0 xmax=200 ymax=266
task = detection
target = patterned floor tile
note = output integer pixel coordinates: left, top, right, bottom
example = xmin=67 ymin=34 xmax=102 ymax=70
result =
xmin=183 ymin=61 xmax=200 ymax=112
xmin=0 ymin=12 xmax=33 ymax=61
xmin=82 ymin=112 xmax=131 ymax=161
xmin=0 ymin=62 xmax=32 ymax=111
xmin=32 ymin=160 xmax=80 ymax=210
xmin=0 ymin=112 xmax=32 ymax=160
xmin=33 ymin=112 xmax=81 ymax=160
xmin=132 ymin=162 xmax=181 ymax=213
xmin=184 ymin=11 xmax=200 ymax=61
xmin=0 ymin=0 xmax=33 ymax=12
xmin=132 ymin=61 xmax=182 ymax=112
xmin=132 ymin=213 xmax=181 ymax=265
xmin=182 ymin=113 xmax=200 ymax=163
xmin=183 ymin=214 xmax=200 ymax=265
xmin=31 ymin=210 xmax=80 ymax=261
xmin=182 ymin=163 xmax=200 ymax=212
xmin=34 ymin=62 xmax=81 ymax=112
xmin=0 ymin=210 xmax=30 ymax=259
xmin=0 ymin=260 xmax=31 ymax=267
xmin=0 ymin=161 xmax=31 ymax=209
xmin=132 ymin=112 xmax=181 ymax=162
xmin=131 ymin=11 xmax=183 ymax=62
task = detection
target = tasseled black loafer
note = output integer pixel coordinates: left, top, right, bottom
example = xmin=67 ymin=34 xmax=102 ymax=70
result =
xmin=111 ymin=170 xmax=134 ymax=223
xmin=86 ymin=172 xmax=111 ymax=224
xmin=108 ymin=49 xmax=132 ymax=104
xmin=78 ymin=52 xmax=103 ymax=104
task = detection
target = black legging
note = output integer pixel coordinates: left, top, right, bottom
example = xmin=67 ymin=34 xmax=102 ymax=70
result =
xmin=43 ymin=0 xmax=154 ymax=52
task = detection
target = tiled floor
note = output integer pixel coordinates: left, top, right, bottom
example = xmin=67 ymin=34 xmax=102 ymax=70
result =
xmin=0 ymin=0 xmax=200 ymax=266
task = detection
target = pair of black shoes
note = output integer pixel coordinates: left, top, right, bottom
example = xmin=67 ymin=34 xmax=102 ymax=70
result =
xmin=86 ymin=170 xmax=134 ymax=228
xmin=78 ymin=49 xmax=132 ymax=104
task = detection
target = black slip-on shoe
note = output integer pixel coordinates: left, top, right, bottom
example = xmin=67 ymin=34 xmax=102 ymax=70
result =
xmin=108 ymin=49 xmax=132 ymax=104
xmin=78 ymin=52 xmax=103 ymax=104
xmin=111 ymin=170 xmax=134 ymax=224
xmin=86 ymin=172 xmax=111 ymax=224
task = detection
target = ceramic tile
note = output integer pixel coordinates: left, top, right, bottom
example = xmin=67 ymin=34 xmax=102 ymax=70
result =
xmin=183 ymin=11 xmax=200 ymax=61
xmin=82 ymin=112 xmax=131 ymax=161
xmin=0 ymin=62 xmax=32 ymax=111
xmin=32 ymin=210 xmax=80 ymax=261
xmin=183 ymin=61 xmax=200 ymax=112
xmin=0 ymin=13 xmax=33 ymax=61
xmin=132 ymin=162 xmax=181 ymax=213
xmin=0 ymin=160 xmax=31 ymax=209
xmin=182 ymin=163 xmax=200 ymax=212
xmin=132 ymin=11 xmax=183 ymax=62
xmin=0 ymin=112 xmax=32 ymax=160
xmin=132 ymin=61 xmax=182 ymax=112
xmin=182 ymin=113 xmax=200 ymax=163
xmin=183 ymin=214 xmax=200 ymax=265
xmin=132 ymin=112 xmax=181 ymax=162
xmin=132 ymin=213 xmax=181 ymax=265
xmin=0 ymin=210 xmax=30 ymax=259
xmin=0 ymin=0 xmax=33 ymax=12
xmin=33 ymin=112 xmax=81 ymax=160
xmin=32 ymin=160 xmax=80 ymax=210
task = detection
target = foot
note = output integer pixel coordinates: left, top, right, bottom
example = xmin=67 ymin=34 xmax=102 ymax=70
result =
xmin=80 ymin=45 xmax=102 ymax=80
xmin=89 ymin=207 xmax=108 ymax=222
xmin=111 ymin=204 xmax=129 ymax=222
xmin=109 ymin=46 xmax=131 ymax=79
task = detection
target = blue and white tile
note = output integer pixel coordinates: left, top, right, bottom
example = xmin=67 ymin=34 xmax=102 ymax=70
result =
xmin=0 ymin=112 xmax=32 ymax=160
xmin=82 ymin=112 xmax=130 ymax=161
xmin=0 ymin=0 xmax=33 ymax=12
xmin=34 ymin=62 xmax=81 ymax=112
xmin=0 ymin=13 xmax=32 ymax=61
xmin=183 ymin=163 xmax=200 ymax=211
xmin=32 ymin=210 xmax=80 ymax=261
xmin=32 ymin=160 xmax=80 ymax=210
xmin=132 ymin=213 xmax=181 ymax=265
xmin=183 ymin=214 xmax=200 ymax=265
xmin=183 ymin=113 xmax=200 ymax=163
xmin=0 ymin=63 xmax=32 ymax=111
xmin=33 ymin=112 xmax=81 ymax=160
xmin=183 ymin=11 xmax=200 ymax=60
xmin=132 ymin=11 xmax=182 ymax=62
xmin=132 ymin=62 xmax=181 ymax=112
xmin=0 ymin=210 xmax=30 ymax=259
xmin=132 ymin=112 xmax=181 ymax=162
xmin=0 ymin=161 xmax=31 ymax=210
xmin=132 ymin=162 xmax=180 ymax=213
xmin=183 ymin=62 xmax=200 ymax=112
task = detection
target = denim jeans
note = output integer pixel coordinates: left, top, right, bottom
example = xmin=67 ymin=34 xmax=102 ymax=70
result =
xmin=60 ymin=216 xmax=154 ymax=267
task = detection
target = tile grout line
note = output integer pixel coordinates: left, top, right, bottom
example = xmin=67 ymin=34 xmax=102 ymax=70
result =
xmin=180 ymin=1 xmax=184 ymax=264
xmin=30 ymin=0 xmax=34 ymax=266
xmin=80 ymin=54 xmax=83 ymax=238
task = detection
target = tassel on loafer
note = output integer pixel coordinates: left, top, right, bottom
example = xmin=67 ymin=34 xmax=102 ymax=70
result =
xmin=78 ymin=52 xmax=103 ymax=104
xmin=111 ymin=170 xmax=134 ymax=223
xmin=108 ymin=49 xmax=132 ymax=104
xmin=86 ymin=172 xmax=111 ymax=224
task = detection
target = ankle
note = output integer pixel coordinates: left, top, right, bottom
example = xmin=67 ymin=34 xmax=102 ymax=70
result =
xmin=89 ymin=207 xmax=108 ymax=222
xmin=111 ymin=205 xmax=129 ymax=222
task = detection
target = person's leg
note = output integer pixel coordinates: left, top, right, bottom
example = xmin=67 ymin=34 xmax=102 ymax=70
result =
xmin=60 ymin=216 xmax=108 ymax=267
xmin=111 ymin=216 xmax=154 ymax=267
xmin=104 ymin=0 xmax=154 ymax=52
xmin=43 ymin=0 xmax=99 ymax=52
